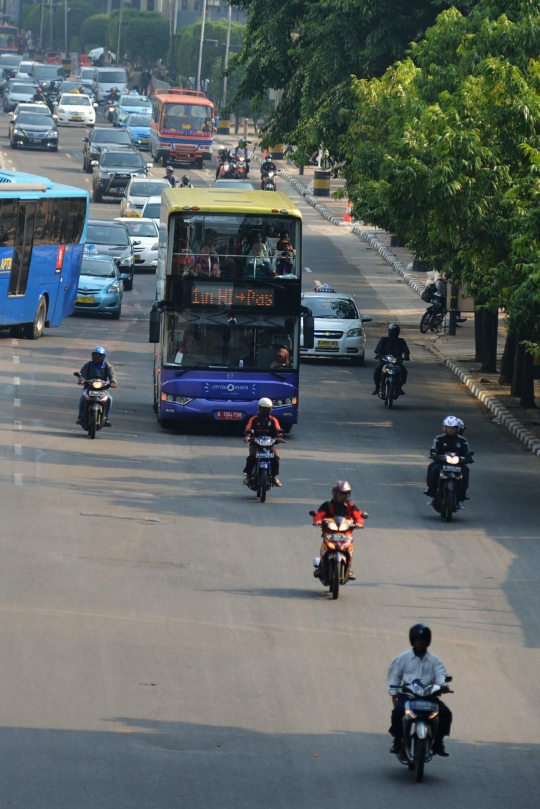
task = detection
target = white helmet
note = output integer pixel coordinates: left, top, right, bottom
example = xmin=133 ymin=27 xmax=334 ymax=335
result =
xmin=443 ymin=415 xmax=460 ymax=427
xmin=258 ymin=397 xmax=273 ymax=409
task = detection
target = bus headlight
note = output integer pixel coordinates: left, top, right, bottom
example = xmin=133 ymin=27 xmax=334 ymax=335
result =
xmin=271 ymin=397 xmax=297 ymax=407
xmin=161 ymin=393 xmax=194 ymax=404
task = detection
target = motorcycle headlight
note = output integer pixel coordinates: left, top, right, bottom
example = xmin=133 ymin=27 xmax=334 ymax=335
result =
xmin=405 ymin=708 xmax=417 ymax=719
xmin=428 ymin=710 xmax=438 ymax=719
xmin=445 ymin=455 xmax=460 ymax=465
xmin=347 ymin=327 xmax=363 ymax=337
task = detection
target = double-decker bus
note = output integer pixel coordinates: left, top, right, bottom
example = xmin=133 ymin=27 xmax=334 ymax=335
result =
xmin=0 ymin=170 xmax=89 ymax=339
xmin=149 ymin=88 xmax=214 ymax=169
xmin=0 ymin=24 xmax=18 ymax=54
xmin=149 ymin=188 xmax=314 ymax=431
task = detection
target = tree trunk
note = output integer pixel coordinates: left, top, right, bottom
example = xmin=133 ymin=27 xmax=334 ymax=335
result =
xmin=474 ymin=305 xmax=483 ymax=363
xmin=511 ymin=334 xmax=524 ymax=398
xmin=499 ymin=333 xmax=516 ymax=385
xmin=480 ymin=309 xmax=498 ymax=373
xmin=520 ymin=349 xmax=537 ymax=408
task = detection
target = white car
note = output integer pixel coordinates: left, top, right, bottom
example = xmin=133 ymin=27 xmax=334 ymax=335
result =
xmin=120 ymin=177 xmax=170 ymax=217
xmin=8 ymin=101 xmax=49 ymax=123
xmin=16 ymin=61 xmax=35 ymax=79
xmin=115 ymin=217 xmax=159 ymax=269
xmin=300 ymin=286 xmax=372 ymax=364
xmin=141 ymin=195 xmax=162 ymax=226
xmin=54 ymin=93 xmax=97 ymax=126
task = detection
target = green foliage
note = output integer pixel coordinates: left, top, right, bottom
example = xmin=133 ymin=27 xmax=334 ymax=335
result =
xmin=24 ymin=1 xmax=97 ymax=51
xmin=342 ymin=0 xmax=540 ymax=350
xmin=107 ymin=10 xmax=169 ymax=67
xmin=175 ymin=19 xmax=244 ymax=94
xmin=80 ymin=14 xmax=110 ymax=51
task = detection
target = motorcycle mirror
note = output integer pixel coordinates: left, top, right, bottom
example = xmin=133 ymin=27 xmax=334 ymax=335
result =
xmin=445 ymin=675 xmax=453 ymax=682
xmin=362 ymin=512 xmax=369 ymax=519
xmin=362 ymin=314 xmax=372 ymax=323
xmin=93 ymin=102 xmax=98 ymax=108
xmin=308 ymin=510 xmax=316 ymax=516
xmin=73 ymin=371 xmax=80 ymax=377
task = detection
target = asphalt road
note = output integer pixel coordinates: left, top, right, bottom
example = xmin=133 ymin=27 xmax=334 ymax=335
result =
xmin=0 ymin=107 xmax=539 ymax=808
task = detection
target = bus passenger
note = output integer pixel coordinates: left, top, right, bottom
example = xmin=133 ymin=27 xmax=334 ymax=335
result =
xmin=271 ymin=347 xmax=291 ymax=368
xmin=194 ymin=243 xmax=220 ymax=277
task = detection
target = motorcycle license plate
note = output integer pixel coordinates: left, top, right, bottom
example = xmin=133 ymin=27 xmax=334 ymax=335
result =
xmin=216 ymin=411 xmax=242 ymax=420
xmin=256 ymin=451 xmax=273 ymax=459
xmin=318 ymin=340 xmax=338 ymax=348
xmin=76 ymin=295 xmax=94 ymax=304
xmin=443 ymin=465 xmax=461 ymax=472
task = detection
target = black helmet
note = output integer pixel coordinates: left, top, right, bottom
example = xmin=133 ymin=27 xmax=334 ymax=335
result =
xmin=182 ymin=175 xmax=190 ymax=184
xmin=388 ymin=323 xmax=401 ymax=337
xmin=409 ymin=623 xmax=432 ymax=647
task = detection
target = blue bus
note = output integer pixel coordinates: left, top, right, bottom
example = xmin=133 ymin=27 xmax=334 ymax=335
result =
xmin=149 ymin=188 xmax=315 ymax=432
xmin=0 ymin=170 xmax=89 ymax=338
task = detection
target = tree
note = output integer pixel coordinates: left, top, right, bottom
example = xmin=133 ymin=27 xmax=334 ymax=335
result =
xmin=106 ymin=9 xmax=169 ymax=67
xmin=175 ymin=19 xmax=244 ymax=102
xmin=80 ymin=14 xmax=110 ymax=51
xmin=24 ymin=0 xmax=97 ymax=51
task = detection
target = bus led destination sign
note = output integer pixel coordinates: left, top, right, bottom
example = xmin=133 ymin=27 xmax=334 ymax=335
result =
xmin=191 ymin=281 xmax=274 ymax=308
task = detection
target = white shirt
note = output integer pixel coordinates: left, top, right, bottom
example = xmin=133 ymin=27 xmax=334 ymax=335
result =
xmin=387 ymin=649 xmax=447 ymax=696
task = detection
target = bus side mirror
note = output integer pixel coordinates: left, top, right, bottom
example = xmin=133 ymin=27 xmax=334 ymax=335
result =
xmin=302 ymin=315 xmax=315 ymax=349
xmin=149 ymin=303 xmax=161 ymax=343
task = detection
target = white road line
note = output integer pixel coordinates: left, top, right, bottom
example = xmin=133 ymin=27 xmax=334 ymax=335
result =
xmin=11 ymin=338 xmax=18 ymax=346
xmin=13 ymin=474 xmax=22 ymax=486
xmin=13 ymin=377 xmax=20 ymax=386
xmin=14 ymin=445 xmax=22 ymax=456
xmin=305 ymin=266 xmax=312 ymax=273
xmin=13 ymin=356 xmax=19 ymax=364
xmin=13 ymin=398 xmax=20 ymax=408
xmin=14 ymin=421 xmax=22 ymax=430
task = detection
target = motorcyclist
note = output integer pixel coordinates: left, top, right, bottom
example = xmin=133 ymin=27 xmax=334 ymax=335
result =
xmin=372 ymin=323 xmax=410 ymax=396
xmin=32 ymin=86 xmax=45 ymax=103
xmin=215 ymin=147 xmax=231 ymax=179
xmin=234 ymin=138 xmax=250 ymax=175
xmin=76 ymin=346 xmax=117 ymax=427
xmin=425 ymin=415 xmax=473 ymax=507
xmin=312 ymin=481 xmax=365 ymax=581
xmin=243 ymin=398 xmax=284 ymax=487
xmin=179 ymin=175 xmax=193 ymax=188
xmin=106 ymin=87 xmax=119 ymax=103
xmin=163 ymin=166 xmax=176 ymax=187
xmin=260 ymin=155 xmax=277 ymax=188
xmin=388 ymin=624 xmax=452 ymax=757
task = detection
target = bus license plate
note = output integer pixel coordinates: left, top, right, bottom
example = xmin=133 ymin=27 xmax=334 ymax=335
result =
xmin=318 ymin=340 xmax=338 ymax=348
xmin=217 ymin=411 xmax=242 ymax=420
xmin=76 ymin=295 xmax=94 ymax=304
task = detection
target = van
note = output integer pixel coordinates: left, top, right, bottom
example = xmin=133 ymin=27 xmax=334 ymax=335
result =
xmin=30 ymin=63 xmax=65 ymax=82
xmin=93 ymin=67 xmax=128 ymax=102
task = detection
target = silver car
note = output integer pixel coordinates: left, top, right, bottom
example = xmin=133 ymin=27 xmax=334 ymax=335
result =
xmin=120 ymin=177 xmax=170 ymax=217
xmin=301 ymin=288 xmax=372 ymax=364
xmin=115 ymin=217 xmax=158 ymax=270
xmin=3 ymin=81 xmax=37 ymax=112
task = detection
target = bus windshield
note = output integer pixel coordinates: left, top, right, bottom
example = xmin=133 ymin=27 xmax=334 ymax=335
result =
xmin=164 ymin=312 xmax=298 ymax=370
xmin=170 ymin=212 xmax=301 ymax=280
xmin=161 ymin=103 xmax=213 ymax=135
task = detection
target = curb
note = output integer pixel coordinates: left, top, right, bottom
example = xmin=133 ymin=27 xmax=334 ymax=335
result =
xmin=214 ymin=136 xmax=540 ymax=457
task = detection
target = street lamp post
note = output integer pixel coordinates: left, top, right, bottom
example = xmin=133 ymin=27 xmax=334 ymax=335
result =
xmin=222 ymin=2 xmax=232 ymax=108
xmin=116 ymin=0 xmax=130 ymax=66
xmin=64 ymin=0 xmax=69 ymax=55
xmin=196 ymin=0 xmax=208 ymax=92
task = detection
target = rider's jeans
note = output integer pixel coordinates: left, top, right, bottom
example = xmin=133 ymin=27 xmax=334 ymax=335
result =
xmin=78 ymin=393 xmax=112 ymax=420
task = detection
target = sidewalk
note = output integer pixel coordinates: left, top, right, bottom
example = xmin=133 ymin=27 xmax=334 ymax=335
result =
xmin=215 ymin=132 xmax=540 ymax=453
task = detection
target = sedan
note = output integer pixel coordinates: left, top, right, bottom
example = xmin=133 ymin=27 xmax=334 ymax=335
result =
xmin=55 ymin=92 xmax=97 ymax=126
xmin=141 ymin=195 xmax=161 ymax=226
xmin=85 ymin=220 xmax=135 ymax=290
xmin=115 ymin=217 xmax=158 ymax=270
xmin=112 ymin=93 xmax=151 ymax=126
xmin=74 ymin=255 xmax=123 ymax=319
xmin=91 ymin=147 xmax=152 ymax=202
xmin=8 ymin=101 xmax=49 ymax=126
xmin=10 ymin=112 xmax=58 ymax=151
xmin=120 ymin=177 xmax=169 ymax=217
xmin=123 ymin=113 xmax=151 ymax=149
xmin=3 ymin=81 xmax=36 ymax=112
xmin=300 ymin=288 xmax=372 ymax=364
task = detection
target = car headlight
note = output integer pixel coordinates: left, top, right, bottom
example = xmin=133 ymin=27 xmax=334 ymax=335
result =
xmin=347 ymin=327 xmax=363 ymax=337
xmin=151 ymin=243 xmax=159 ymax=250
xmin=271 ymin=397 xmax=297 ymax=407
xmin=13 ymin=128 xmax=23 ymax=135
xmin=120 ymin=255 xmax=133 ymax=266
xmin=48 ymin=131 xmax=58 ymax=138
xmin=108 ymin=282 xmax=120 ymax=292
xmin=58 ymin=107 xmax=65 ymax=113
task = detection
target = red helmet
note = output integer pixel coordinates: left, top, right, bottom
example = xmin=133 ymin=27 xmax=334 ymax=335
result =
xmin=332 ymin=480 xmax=352 ymax=499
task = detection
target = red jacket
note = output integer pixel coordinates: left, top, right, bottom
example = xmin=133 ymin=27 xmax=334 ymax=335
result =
xmin=313 ymin=500 xmax=364 ymax=527
xmin=245 ymin=414 xmax=283 ymax=438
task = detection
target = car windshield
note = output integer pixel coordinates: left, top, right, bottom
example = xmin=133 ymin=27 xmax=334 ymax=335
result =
xmin=143 ymin=203 xmax=160 ymax=218
xmin=93 ymin=129 xmax=130 ymax=144
xmin=1 ymin=56 xmax=22 ymax=66
xmin=101 ymin=152 xmax=143 ymax=168
xmin=80 ymin=68 xmax=94 ymax=80
xmin=127 ymin=115 xmax=151 ymax=127
xmin=124 ymin=221 xmax=157 ymax=237
xmin=87 ymin=225 xmax=129 ymax=246
xmin=161 ymin=102 xmax=213 ymax=135
xmin=17 ymin=114 xmax=55 ymax=127
xmin=34 ymin=66 xmax=64 ymax=78
xmin=121 ymin=95 xmax=150 ymax=107
xmin=18 ymin=63 xmax=33 ymax=73
xmin=130 ymin=181 xmax=166 ymax=197
xmin=60 ymin=95 xmax=91 ymax=106
xmin=164 ymin=312 xmax=298 ymax=370
xmin=308 ymin=297 xmax=358 ymax=319
xmin=98 ymin=70 xmax=127 ymax=83
xmin=61 ymin=82 xmax=90 ymax=94
xmin=11 ymin=84 xmax=34 ymax=95
xmin=81 ymin=258 xmax=116 ymax=278
xmin=16 ymin=105 xmax=49 ymax=115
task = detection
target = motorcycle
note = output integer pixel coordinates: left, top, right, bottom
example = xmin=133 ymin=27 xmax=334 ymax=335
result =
xmin=261 ymin=170 xmax=277 ymax=191
xmin=245 ymin=435 xmax=282 ymax=502
xmin=235 ymin=154 xmax=250 ymax=177
xmin=74 ymin=372 xmax=112 ymax=439
xmin=106 ymin=101 xmax=118 ymax=123
xmin=390 ymin=676 xmax=453 ymax=782
xmin=432 ymin=452 xmax=472 ymax=522
xmin=310 ymin=510 xmax=367 ymax=599
xmin=378 ymin=354 xmax=403 ymax=408
xmin=420 ymin=284 xmax=446 ymax=333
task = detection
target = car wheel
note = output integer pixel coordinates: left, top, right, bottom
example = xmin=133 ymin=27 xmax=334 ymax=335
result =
xmin=123 ymin=277 xmax=133 ymax=291
xmin=51 ymin=146 xmax=58 ymax=152
xmin=111 ymin=305 xmax=121 ymax=320
xmin=352 ymin=353 xmax=365 ymax=366
xmin=196 ymin=158 xmax=203 ymax=169
xmin=10 ymin=139 xmax=16 ymax=149
xmin=93 ymin=187 xmax=103 ymax=203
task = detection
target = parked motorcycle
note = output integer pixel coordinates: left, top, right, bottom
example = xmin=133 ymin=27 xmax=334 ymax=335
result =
xmin=246 ymin=436 xmax=282 ymax=502
xmin=390 ymin=676 xmax=453 ymax=782
xmin=433 ymin=452 xmax=472 ymax=522
xmin=310 ymin=510 xmax=367 ymax=599
xmin=74 ymin=372 xmax=112 ymax=439
xmin=261 ymin=170 xmax=277 ymax=191
xmin=420 ymin=284 xmax=446 ymax=333
xmin=378 ymin=354 xmax=403 ymax=408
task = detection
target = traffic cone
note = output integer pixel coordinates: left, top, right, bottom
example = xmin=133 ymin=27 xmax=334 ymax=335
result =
xmin=343 ymin=201 xmax=353 ymax=223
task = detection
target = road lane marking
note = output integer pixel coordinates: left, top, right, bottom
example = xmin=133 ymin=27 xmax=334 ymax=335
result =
xmin=14 ymin=421 xmax=21 ymax=430
xmin=13 ymin=474 xmax=22 ymax=486
xmin=65 ymin=153 xmax=71 ymax=158
xmin=14 ymin=445 xmax=22 ymax=456
xmin=80 ymin=511 xmax=159 ymax=523
xmin=13 ymin=356 xmax=19 ymax=364
xmin=13 ymin=377 xmax=20 ymax=386
xmin=11 ymin=339 xmax=18 ymax=346
xmin=13 ymin=398 xmax=20 ymax=408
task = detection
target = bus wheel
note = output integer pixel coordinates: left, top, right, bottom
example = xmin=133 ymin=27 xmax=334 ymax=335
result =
xmin=161 ymin=154 xmax=168 ymax=167
xmin=196 ymin=158 xmax=203 ymax=170
xmin=23 ymin=296 xmax=47 ymax=340
xmin=282 ymin=424 xmax=293 ymax=434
